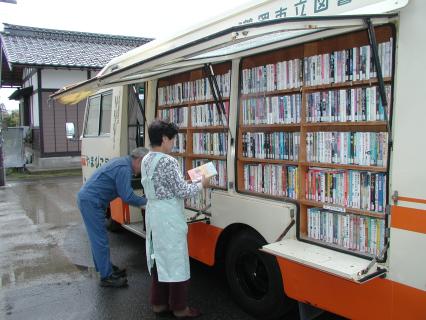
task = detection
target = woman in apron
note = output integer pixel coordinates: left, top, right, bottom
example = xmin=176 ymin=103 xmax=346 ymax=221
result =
xmin=141 ymin=120 xmax=209 ymax=318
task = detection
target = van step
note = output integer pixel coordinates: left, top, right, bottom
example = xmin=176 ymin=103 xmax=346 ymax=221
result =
xmin=122 ymin=222 xmax=145 ymax=238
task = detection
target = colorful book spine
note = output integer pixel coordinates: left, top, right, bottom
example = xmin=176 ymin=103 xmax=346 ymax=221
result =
xmin=158 ymin=107 xmax=188 ymax=128
xmin=242 ymin=132 xmax=300 ymax=160
xmin=306 ymin=168 xmax=387 ymax=213
xmin=243 ymin=164 xmax=298 ymax=199
xmin=191 ymin=102 xmax=230 ymax=127
xmin=192 ymin=132 xmax=228 ymax=156
xmin=242 ymin=94 xmax=302 ymax=125
xmin=306 ymin=132 xmax=388 ymax=167
xmin=158 ymin=71 xmax=231 ymax=105
xmin=305 ymin=85 xmax=391 ymax=123
xmin=303 ymin=40 xmax=393 ymax=86
xmin=307 ymin=208 xmax=385 ymax=255
xmin=241 ymin=58 xmax=302 ymax=94
xmin=171 ymin=133 xmax=186 ymax=153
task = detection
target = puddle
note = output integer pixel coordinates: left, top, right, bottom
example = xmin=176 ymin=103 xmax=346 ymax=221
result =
xmin=0 ymin=177 xmax=91 ymax=289
xmin=73 ymin=263 xmax=97 ymax=275
xmin=11 ymin=177 xmax=82 ymax=226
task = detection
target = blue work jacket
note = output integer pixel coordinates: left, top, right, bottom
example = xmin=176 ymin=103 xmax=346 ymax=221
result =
xmin=78 ymin=156 xmax=146 ymax=208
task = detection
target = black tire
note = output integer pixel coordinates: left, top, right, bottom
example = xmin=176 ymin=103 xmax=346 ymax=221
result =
xmin=225 ymin=231 xmax=295 ymax=319
xmin=105 ymin=208 xmax=121 ymax=232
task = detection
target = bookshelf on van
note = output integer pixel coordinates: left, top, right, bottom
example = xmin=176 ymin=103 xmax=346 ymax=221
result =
xmin=156 ymin=62 xmax=231 ymax=211
xmin=237 ymin=25 xmax=394 ymax=258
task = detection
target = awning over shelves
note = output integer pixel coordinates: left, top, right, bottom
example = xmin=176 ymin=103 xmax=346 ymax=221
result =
xmin=50 ymin=10 xmax=404 ymax=105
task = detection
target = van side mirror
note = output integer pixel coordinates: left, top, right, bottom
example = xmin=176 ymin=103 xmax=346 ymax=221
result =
xmin=66 ymin=122 xmax=76 ymax=139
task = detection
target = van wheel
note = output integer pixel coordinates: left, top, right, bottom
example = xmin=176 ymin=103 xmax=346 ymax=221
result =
xmin=225 ymin=231 xmax=294 ymax=319
xmin=105 ymin=208 xmax=121 ymax=232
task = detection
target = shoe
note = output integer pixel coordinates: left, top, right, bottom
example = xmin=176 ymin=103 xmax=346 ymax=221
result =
xmin=112 ymin=264 xmax=127 ymax=277
xmin=100 ymin=274 xmax=128 ymax=288
xmin=173 ymin=307 xmax=201 ymax=319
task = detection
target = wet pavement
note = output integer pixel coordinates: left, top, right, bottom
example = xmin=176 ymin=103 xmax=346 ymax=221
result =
xmin=0 ymin=176 xmax=343 ymax=320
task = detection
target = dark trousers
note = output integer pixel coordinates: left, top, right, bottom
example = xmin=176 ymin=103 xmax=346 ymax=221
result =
xmin=77 ymin=197 xmax=112 ymax=279
xmin=150 ymin=264 xmax=190 ymax=311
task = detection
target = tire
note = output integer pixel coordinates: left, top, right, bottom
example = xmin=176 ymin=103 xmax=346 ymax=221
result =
xmin=105 ymin=207 xmax=121 ymax=232
xmin=225 ymin=231 xmax=294 ymax=319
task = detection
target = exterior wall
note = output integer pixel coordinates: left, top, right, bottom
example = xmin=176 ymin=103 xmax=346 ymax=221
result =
xmin=22 ymin=69 xmax=38 ymax=89
xmin=18 ymin=68 xmax=91 ymax=166
xmin=32 ymin=128 xmax=41 ymax=152
xmin=21 ymin=68 xmax=37 ymax=128
xmin=41 ymin=69 xmax=87 ymax=89
xmin=41 ymin=90 xmax=85 ymax=156
xmin=32 ymin=72 xmax=37 ymax=90
xmin=33 ymin=68 xmax=90 ymax=160
xmin=31 ymin=92 xmax=39 ymax=127
xmin=23 ymin=68 xmax=37 ymax=88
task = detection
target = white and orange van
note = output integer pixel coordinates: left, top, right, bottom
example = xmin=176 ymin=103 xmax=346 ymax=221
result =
xmin=53 ymin=1 xmax=425 ymax=319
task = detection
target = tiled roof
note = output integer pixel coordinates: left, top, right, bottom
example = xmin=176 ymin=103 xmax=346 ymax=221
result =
xmin=0 ymin=23 xmax=153 ymax=69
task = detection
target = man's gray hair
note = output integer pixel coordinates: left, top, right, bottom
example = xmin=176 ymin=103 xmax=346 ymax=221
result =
xmin=131 ymin=147 xmax=149 ymax=159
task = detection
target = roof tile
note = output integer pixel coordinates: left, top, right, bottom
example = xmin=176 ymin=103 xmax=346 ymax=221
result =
xmin=0 ymin=23 xmax=153 ymax=68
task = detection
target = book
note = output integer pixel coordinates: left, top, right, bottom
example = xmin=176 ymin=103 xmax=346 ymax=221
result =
xmin=188 ymin=161 xmax=218 ymax=182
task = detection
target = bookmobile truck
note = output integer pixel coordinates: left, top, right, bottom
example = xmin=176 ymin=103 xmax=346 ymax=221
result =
xmin=53 ymin=0 xmax=426 ymax=319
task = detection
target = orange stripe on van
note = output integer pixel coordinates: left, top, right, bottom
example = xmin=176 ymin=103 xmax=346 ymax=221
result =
xmin=396 ymin=196 xmax=426 ymax=205
xmin=391 ymin=283 xmax=426 ymax=320
xmin=277 ymin=258 xmax=391 ymax=319
xmin=188 ymin=223 xmax=222 ymax=266
xmin=276 ymin=257 xmax=426 ymax=320
xmin=391 ymin=205 xmax=426 ymax=234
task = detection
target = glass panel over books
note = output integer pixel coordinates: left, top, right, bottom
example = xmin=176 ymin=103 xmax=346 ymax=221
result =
xmin=237 ymin=25 xmax=393 ymax=258
xmin=157 ymin=62 xmax=231 ymax=211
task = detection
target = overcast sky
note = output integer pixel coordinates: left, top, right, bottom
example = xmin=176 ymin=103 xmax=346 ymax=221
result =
xmin=0 ymin=0 xmax=250 ymax=111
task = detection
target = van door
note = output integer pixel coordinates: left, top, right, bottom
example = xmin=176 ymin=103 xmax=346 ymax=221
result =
xmin=81 ymin=89 xmax=116 ymax=182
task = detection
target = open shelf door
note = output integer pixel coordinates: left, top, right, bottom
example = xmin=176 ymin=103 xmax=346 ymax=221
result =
xmin=262 ymin=239 xmax=387 ymax=283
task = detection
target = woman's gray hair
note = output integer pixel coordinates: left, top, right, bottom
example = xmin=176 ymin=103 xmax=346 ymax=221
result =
xmin=130 ymin=147 xmax=149 ymax=159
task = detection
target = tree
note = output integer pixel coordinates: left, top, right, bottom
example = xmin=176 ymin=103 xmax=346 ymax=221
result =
xmin=0 ymin=103 xmax=7 ymax=128
xmin=5 ymin=110 xmax=19 ymax=127
xmin=0 ymin=104 xmax=19 ymax=128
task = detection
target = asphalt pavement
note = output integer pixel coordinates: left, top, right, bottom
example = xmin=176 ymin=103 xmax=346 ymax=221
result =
xmin=0 ymin=175 xmax=343 ymax=320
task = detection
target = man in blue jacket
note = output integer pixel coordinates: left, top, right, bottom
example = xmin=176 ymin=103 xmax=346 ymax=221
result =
xmin=77 ymin=147 xmax=148 ymax=287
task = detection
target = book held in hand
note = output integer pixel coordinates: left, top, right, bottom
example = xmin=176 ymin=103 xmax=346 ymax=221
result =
xmin=188 ymin=161 xmax=218 ymax=182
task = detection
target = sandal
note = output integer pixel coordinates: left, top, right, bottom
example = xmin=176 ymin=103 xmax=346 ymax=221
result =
xmin=153 ymin=305 xmax=172 ymax=318
xmin=173 ymin=307 xmax=202 ymax=319
xmin=155 ymin=310 xmax=173 ymax=318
